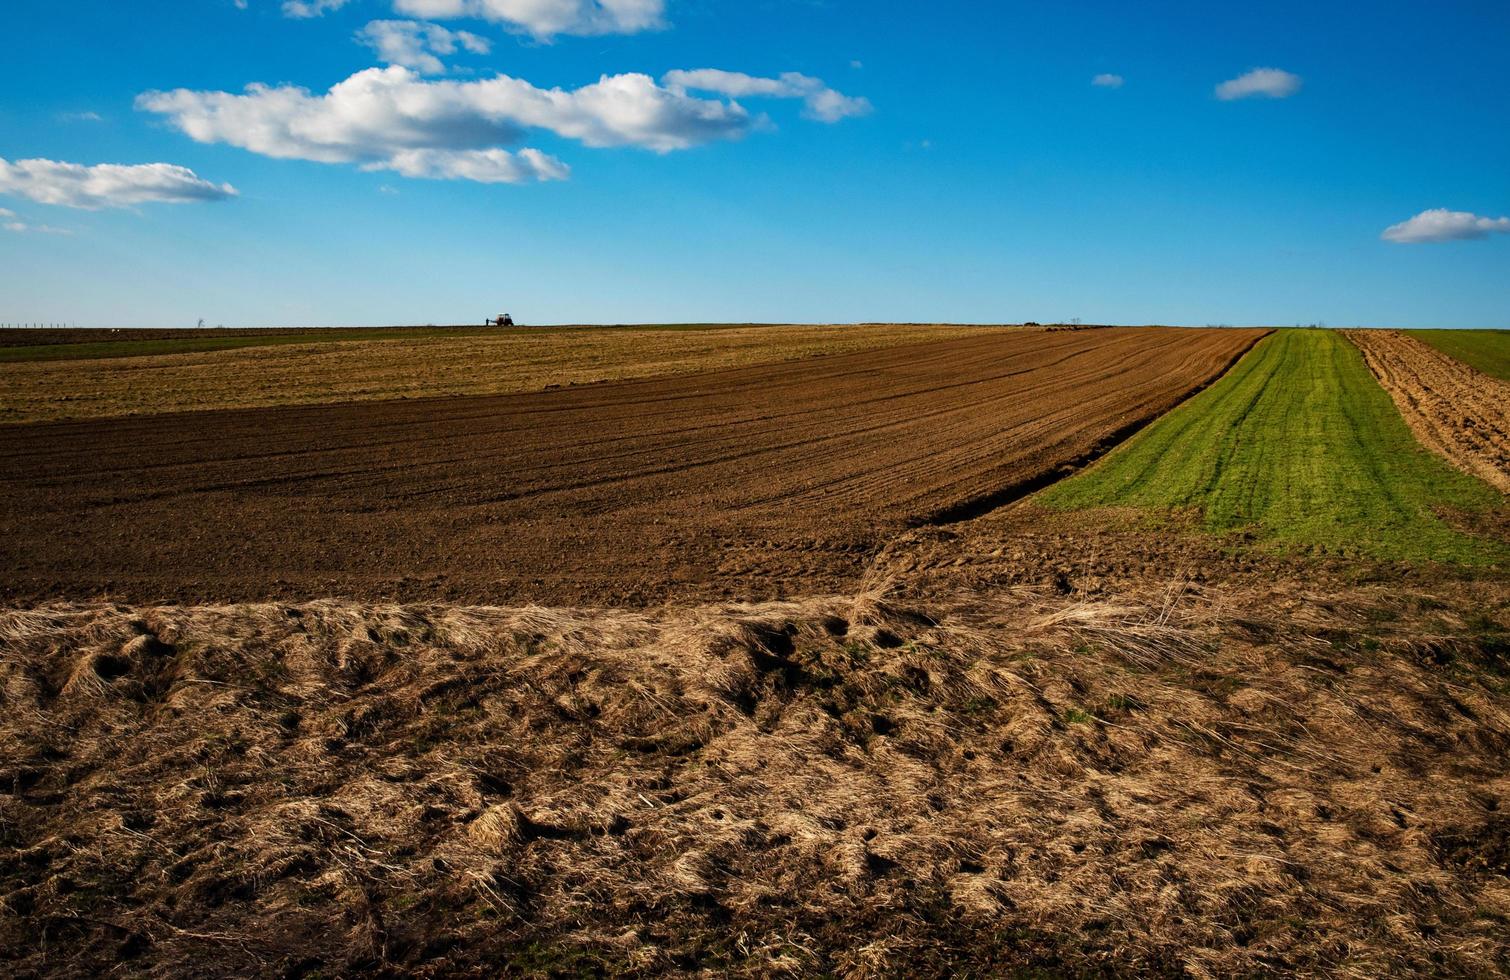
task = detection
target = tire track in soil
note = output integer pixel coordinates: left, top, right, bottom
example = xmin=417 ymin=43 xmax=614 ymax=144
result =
xmin=0 ymin=327 xmax=1268 ymax=606
xmin=1343 ymin=329 xmax=1510 ymax=493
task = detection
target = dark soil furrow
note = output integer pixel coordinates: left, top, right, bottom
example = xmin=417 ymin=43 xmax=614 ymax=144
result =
xmin=0 ymin=327 xmax=1268 ymax=605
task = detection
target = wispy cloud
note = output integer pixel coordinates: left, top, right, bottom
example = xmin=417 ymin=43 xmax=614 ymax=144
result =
xmin=0 ymin=158 xmax=237 ymax=210
xmin=392 ymin=0 xmax=664 ymax=39
xmin=1382 ymin=208 xmax=1510 ymax=244
xmin=356 ymin=19 xmax=490 ymax=74
xmin=1091 ymin=73 xmax=1124 ymax=89
xmin=138 ymin=64 xmax=869 ymax=184
xmin=282 ymin=0 xmax=351 ymax=17
xmin=0 ymin=206 xmax=73 ymax=234
xmin=1215 ymin=67 xmax=1301 ymax=100
xmin=663 ymin=69 xmax=871 ymax=122
xmin=58 ymin=111 xmax=104 ymax=123
xmin=378 ymin=148 xmax=569 ymax=183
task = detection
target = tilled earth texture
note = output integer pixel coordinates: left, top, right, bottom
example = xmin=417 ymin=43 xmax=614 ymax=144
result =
xmin=0 ymin=323 xmax=998 ymax=423
xmin=0 ymin=327 xmax=1265 ymax=606
xmin=1344 ymin=329 xmax=1510 ymax=493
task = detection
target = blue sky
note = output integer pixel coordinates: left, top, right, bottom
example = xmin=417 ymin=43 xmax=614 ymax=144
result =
xmin=2 ymin=0 xmax=1507 ymax=328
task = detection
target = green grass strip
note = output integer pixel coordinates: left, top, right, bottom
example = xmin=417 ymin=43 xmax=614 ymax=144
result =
xmin=1040 ymin=329 xmax=1507 ymax=565
xmin=1404 ymin=329 xmax=1510 ymax=381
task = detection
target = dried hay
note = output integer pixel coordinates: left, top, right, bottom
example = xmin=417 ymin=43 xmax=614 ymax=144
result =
xmin=1 ymin=579 xmax=1507 ymax=976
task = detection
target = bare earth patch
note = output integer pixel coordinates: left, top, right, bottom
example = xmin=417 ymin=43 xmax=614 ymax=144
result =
xmin=1344 ymin=329 xmax=1510 ymax=493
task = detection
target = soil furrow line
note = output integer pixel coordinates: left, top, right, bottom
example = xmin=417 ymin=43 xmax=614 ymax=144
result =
xmin=1342 ymin=329 xmax=1510 ymax=493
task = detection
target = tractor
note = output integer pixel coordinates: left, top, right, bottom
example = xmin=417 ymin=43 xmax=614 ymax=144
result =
xmin=487 ymin=313 xmax=515 ymax=327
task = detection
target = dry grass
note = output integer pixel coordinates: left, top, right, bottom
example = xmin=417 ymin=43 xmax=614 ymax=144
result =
xmin=0 ymin=323 xmax=993 ymax=425
xmin=3 ymin=579 xmax=1508 ymax=976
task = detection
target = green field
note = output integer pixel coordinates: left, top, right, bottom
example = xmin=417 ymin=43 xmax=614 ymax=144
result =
xmin=1405 ymin=328 xmax=1510 ymax=381
xmin=1040 ymin=329 xmax=1507 ymax=565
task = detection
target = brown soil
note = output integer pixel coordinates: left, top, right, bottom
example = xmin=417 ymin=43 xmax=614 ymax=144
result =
xmin=0 ymin=323 xmax=996 ymax=424
xmin=2 ymin=554 xmax=1507 ymax=977
xmin=0 ymin=327 xmax=1266 ymax=606
xmin=1344 ymin=329 xmax=1510 ymax=492
xmin=0 ymin=326 xmax=483 ymax=348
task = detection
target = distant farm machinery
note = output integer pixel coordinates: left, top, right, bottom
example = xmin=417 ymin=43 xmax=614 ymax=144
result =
xmin=487 ymin=313 xmax=515 ymax=327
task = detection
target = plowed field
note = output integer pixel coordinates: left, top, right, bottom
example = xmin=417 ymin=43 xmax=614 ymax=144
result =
xmin=0 ymin=323 xmax=994 ymax=423
xmin=0 ymin=327 xmax=1265 ymax=605
xmin=1344 ymin=329 xmax=1510 ymax=493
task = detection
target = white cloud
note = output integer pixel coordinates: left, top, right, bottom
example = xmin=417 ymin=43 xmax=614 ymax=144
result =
xmin=59 ymin=110 xmax=104 ymax=123
xmin=1381 ymin=208 xmax=1510 ymax=244
xmin=138 ymin=64 xmax=867 ymax=184
xmin=137 ymin=62 xmax=869 ymax=186
xmin=1215 ymin=67 xmax=1301 ymax=100
xmin=139 ymin=67 xmax=751 ymax=160
xmin=356 ymin=19 xmax=491 ymax=74
xmin=376 ymin=147 xmax=568 ymax=182
xmin=662 ymin=69 xmax=871 ymax=122
xmin=392 ymin=0 xmax=664 ymax=38
xmin=283 ymin=0 xmax=351 ymax=17
xmin=1091 ymin=73 xmax=1124 ymax=88
xmin=0 ymin=158 xmax=237 ymax=210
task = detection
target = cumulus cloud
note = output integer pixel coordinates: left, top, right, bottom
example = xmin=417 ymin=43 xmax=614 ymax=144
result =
xmin=283 ymin=0 xmax=351 ymax=17
xmin=137 ymin=63 xmax=869 ymax=185
xmin=1091 ymin=73 xmax=1124 ymax=88
xmin=662 ymin=69 xmax=871 ymax=122
xmin=1381 ymin=208 xmax=1510 ymax=244
xmin=0 ymin=158 xmax=237 ymax=210
xmin=391 ymin=0 xmax=664 ymax=38
xmin=356 ymin=19 xmax=490 ymax=74
xmin=1215 ymin=67 xmax=1301 ymax=100
xmin=139 ymin=67 xmax=749 ymax=159
xmin=137 ymin=64 xmax=867 ymax=184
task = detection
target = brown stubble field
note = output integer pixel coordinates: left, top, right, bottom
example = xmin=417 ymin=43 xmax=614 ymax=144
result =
xmin=3 ymin=563 xmax=1508 ymax=976
xmin=2 ymin=323 xmax=1509 ymax=978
